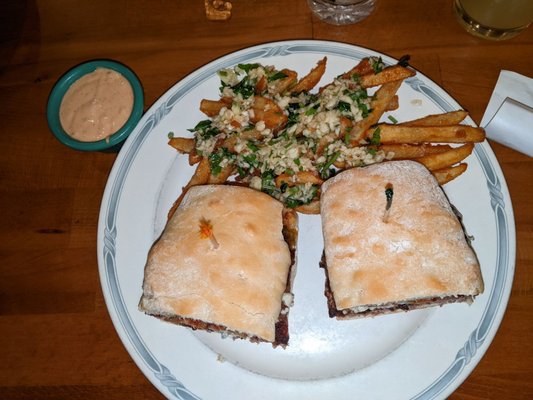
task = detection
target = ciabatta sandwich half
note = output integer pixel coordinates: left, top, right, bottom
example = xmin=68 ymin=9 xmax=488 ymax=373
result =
xmin=139 ymin=185 xmax=297 ymax=346
xmin=320 ymin=160 xmax=483 ymax=318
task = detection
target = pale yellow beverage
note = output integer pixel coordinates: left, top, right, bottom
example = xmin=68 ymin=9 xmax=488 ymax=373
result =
xmin=454 ymin=0 xmax=533 ymax=40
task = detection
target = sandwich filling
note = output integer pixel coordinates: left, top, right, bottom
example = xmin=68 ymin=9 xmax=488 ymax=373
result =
xmin=320 ymin=253 xmax=474 ymax=318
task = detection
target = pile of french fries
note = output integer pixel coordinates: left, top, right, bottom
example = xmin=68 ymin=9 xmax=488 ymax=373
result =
xmin=168 ymin=56 xmax=485 ymax=214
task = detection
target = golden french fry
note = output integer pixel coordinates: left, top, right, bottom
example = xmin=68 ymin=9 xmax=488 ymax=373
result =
xmin=188 ymin=157 xmax=211 ymax=185
xmin=223 ymin=129 xmax=263 ymax=152
xmin=294 ymin=200 xmax=320 ymax=215
xmin=433 ymin=163 xmax=468 ymax=185
xmin=291 ymin=57 xmax=327 ymax=93
xmin=199 ymin=98 xmax=231 ymax=117
xmin=315 ymin=133 xmax=336 ymax=156
xmin=334 ymin=144 xmax=452 ymax=166
xmin=251 ymin=96 xmax=288 ymax=131
xmin=401 ymin=110 xmax=469 ymax=127
xmin=341 ymin=57 xmax=374 ymax=80
xmin=321 ymin=57 xmax=375 ymax=93
xmin=349 ymin=80 xmax=403 ymax=145
xmin=275 ymin=171 xmax=324 ymax=188
xmin=360 ymin=65 xmax=415 ymax=88
xmin=333 ymin=160 xmax=346 ymax=169
xmin=373 ymin=144 xmax=453 ymax=159
xmin=168 ymin=137 xmax=195 ymax=154
xmin=367 ymin=124 xmax=486 ymax=144
xmin=188 ymin=149 xmax=202 ymax=165
xmin=319 ymin=57 xmax=376 ymax=93
xmin=169 ymin=158 xmax=211 ymax=218
xmin=282 ymin=208 xmax=299 ymax=242
xmin=269 ymin=69 xmax=298 ymax=95
xmin=336 ymin=116 xmax=354 ymax=145
xmin=222 ymin=135 xmax=239 ymax=153
xmin=255 ymin=75 xmax=267 ymax=94
xmin=208 ymin=164 xmax=234 ymax=184
xmin=385 ymin=95 xmax=399 ymax=111
xmin=415 ymin=143 xmax=474 ymax=171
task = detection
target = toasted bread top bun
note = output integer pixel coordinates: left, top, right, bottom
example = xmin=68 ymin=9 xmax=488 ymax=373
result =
xmin=320 ymin=161 xmax=483 ymax=311
xmin=140 ymin=185 xmax=292 ymax=342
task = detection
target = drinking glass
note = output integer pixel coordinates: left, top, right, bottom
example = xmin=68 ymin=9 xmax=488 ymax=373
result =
xmin=454 ymin=0 xmax=533 ymax=40
xmin=307 ymin=0 xmax=375 ymax=25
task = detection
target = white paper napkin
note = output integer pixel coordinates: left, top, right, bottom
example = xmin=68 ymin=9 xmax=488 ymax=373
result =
xmin=481 ymin=70 xmax=533 ymax=157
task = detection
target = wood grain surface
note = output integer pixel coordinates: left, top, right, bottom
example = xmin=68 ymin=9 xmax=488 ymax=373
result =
xmin=0 ymin=1 xmax=531 ymax=399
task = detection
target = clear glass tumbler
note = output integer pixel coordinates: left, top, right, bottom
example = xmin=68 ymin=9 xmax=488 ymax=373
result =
xmin=454 ymin=0 xmax=533 ymax=40
xmin=307 ymin=0 xmax=376 ymax=25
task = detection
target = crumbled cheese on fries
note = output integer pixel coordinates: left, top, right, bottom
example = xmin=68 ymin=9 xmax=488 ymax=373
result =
xmin=191 ymin=62 xmax=388 ymax=208
xmin=172 ymin=57 xmax=483 ymax=210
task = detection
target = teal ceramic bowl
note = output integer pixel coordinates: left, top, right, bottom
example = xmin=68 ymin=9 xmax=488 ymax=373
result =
xmin=46 ymin=60 xmax=144 ymax=151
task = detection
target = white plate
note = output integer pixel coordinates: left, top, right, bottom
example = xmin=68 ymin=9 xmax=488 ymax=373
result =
xmin=97 ymin=40 xmax=516 ymax=400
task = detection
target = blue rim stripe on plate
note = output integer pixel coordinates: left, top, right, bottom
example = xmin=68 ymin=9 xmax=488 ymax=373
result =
xmin=101 ymin=41 xmax=512 ymax=400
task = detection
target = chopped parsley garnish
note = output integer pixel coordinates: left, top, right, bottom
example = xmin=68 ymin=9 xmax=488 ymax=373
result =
xmin=346 ymin=89 xmax=370 ymax=117
xmin=236 ymin=148 xmax=261 ymax=174
xmin=284 ymin=168 xmax=295 ymax=176
xmin=359 ymin=103 xmax=370 ymax=118
xmin=279 ymin=130 xmax=290 ymax=141
xmin=242 ymin=153 xmax=259 ymax=169
xmin=188 ymin=120 xmax=220 ymax=139
xmin=285 ymin=197 xmax=303 ymax=209
xmin=246 ymin=141 xmax=260 ymax=152
xmin=285 ymin=198 xmax=301 ymax=208
xmin=370 ymin=57 xmax=384 ymax=74
xmin=209 ymin=152 xmax=222 ymax=176
xmin=167 ymin=132 xmax=174 ymax=139
xmin=307 ymin=94 xmax=319 ymax=104
xmin=305 ymin=105 xmax=319 ymax=116
xmin=369 ymin=127 xmax=381 ymax=145
xmin=219 ymin=81 xmax=230 ymax=93
xmin=208 ymin=148 xmax=233 ymax=176
xmin=267 ymin=71 xmax=288 ymax=82
xmin=237 ymin=63 xmax=260 ymax=73
xmin=286 ymin=106 xmax=300 ymax=127
xmin=319 ymin=151 xmax=340 ymax=179
xmin=260 ymin=170 xmax=277 ymax=194
xmin=337 ymin=101 xmax=351 ymax=113
xmin=348 ymin=89 xmax=368 ymax=101
xmin=188 ymin=120 xmax=211 ymax=132
xmin=284 ymin=185 xmax=318 ymax=208
xmin=236 ymin=165 xmax=246 ymax=178
xmin=388 ymin=115 xmax=398 ymax=124
xmin=344 ymin=132 xmax=351 ymax=145
xmin=232 ymin=76 xmax=256 ymax=99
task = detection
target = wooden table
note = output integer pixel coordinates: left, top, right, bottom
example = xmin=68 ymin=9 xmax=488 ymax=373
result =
xmin=1 ymin=1 xmax=531 ymax=399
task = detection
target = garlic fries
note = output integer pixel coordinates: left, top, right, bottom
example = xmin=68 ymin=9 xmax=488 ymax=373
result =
xmin=167 ymin=56 xmax=485 ymax=213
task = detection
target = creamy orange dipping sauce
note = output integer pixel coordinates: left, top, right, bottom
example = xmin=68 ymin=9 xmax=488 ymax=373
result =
xmin=59 ymin=68 xmax=134 ymax=142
